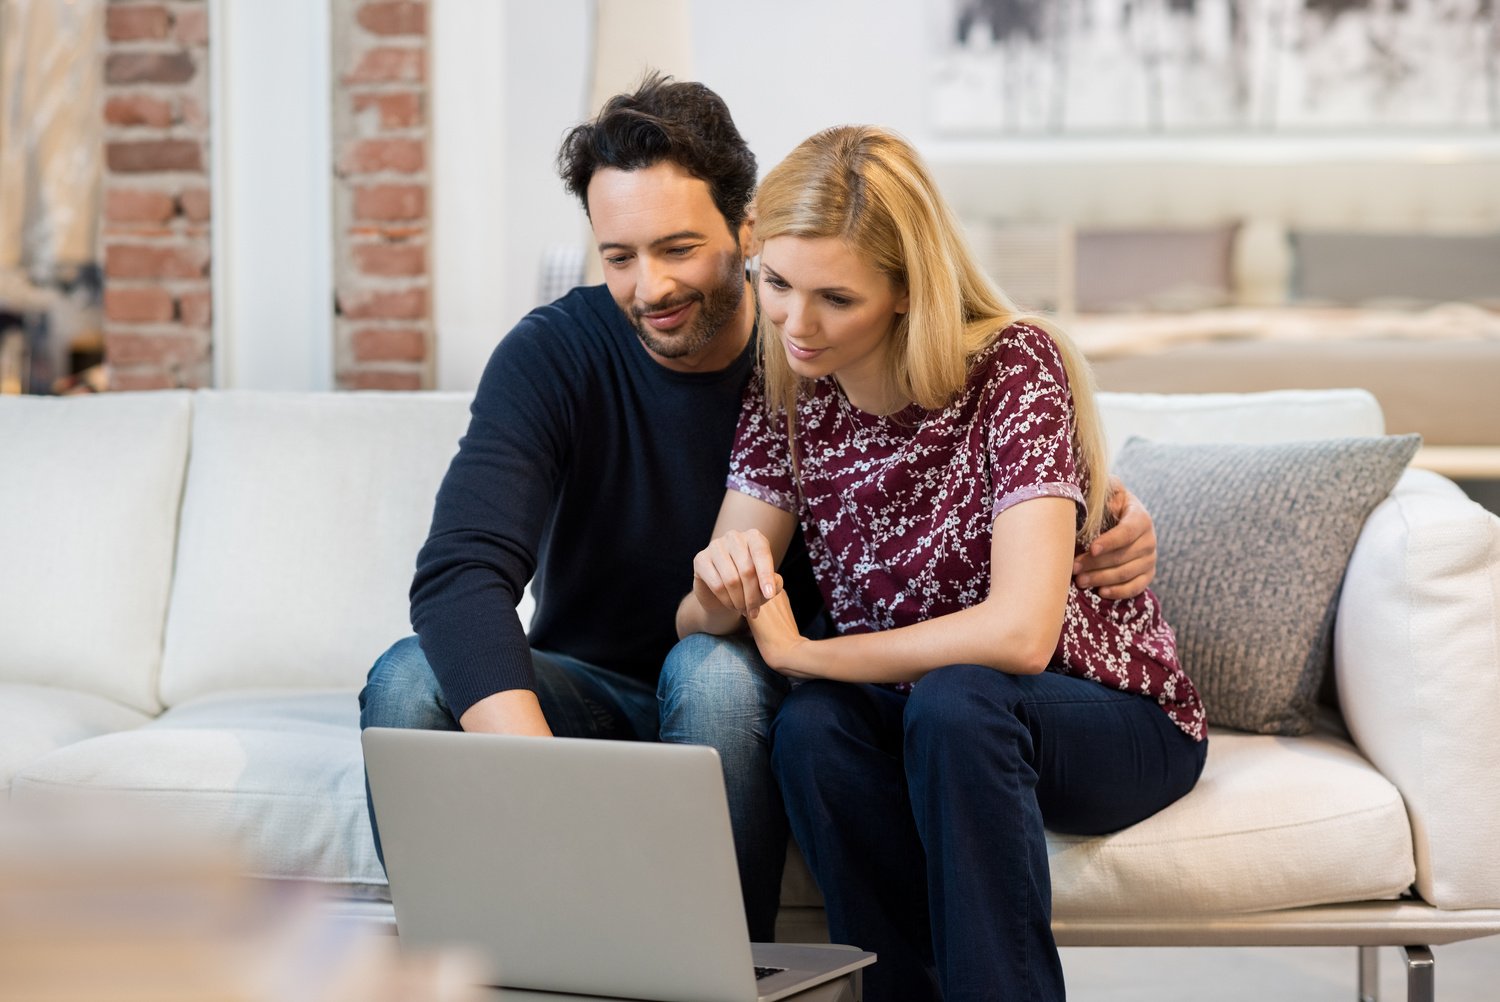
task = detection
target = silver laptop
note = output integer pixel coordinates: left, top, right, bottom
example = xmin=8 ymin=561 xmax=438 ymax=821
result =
xmin=362 ymin=728 xmax=875 ymax=1002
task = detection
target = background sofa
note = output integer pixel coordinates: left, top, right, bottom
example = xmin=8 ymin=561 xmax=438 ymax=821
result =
xmin=2 ymin=386 xmax=1498 ymax=998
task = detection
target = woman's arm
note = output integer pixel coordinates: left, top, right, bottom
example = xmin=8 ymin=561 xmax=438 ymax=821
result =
xmin=748 ymin=496 xmax=1076 ymax=682
xmin=675 ymin=489 xmax=800 ymax=638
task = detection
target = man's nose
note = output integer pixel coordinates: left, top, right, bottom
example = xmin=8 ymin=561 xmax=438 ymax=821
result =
xmin=637 ymin=256 xmax=677 ymax=307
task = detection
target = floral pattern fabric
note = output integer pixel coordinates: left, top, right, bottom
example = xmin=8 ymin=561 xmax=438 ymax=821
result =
xmin=728 ymin=323 xmax=1206 ymax=741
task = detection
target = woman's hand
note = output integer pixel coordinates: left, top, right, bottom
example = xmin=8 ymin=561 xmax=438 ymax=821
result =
xmin=693 ymin=528 xmax=780 ymax=621
xmin=1073 ymin=475 xmax=1157 ymax=599
xmin=745 ymin=576 xmax=818 ymax=678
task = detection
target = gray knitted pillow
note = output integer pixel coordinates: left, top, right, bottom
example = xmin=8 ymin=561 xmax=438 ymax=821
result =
xmin=1111 ymin=434 xmax=1421 ymax=735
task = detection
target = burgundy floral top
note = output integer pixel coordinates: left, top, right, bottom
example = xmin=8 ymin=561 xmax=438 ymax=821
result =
xmin=728 ymin=323 xmax=1205 ymax=741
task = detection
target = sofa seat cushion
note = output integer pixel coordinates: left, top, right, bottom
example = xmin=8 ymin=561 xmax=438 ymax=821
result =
xmin=0 ymin=683 xmax=152 ymax=787
xmin=1047 ymin=726 xmax=1415 ymax=916
xmin=778 ymin=725 xmax=1414 ymax=917
xmin=9 ymin=691 xmax=385 ymax=893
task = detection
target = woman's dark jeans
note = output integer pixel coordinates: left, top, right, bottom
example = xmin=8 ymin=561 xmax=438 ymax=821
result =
xmin=771 ymin=665 xmax=1207 ymax=1002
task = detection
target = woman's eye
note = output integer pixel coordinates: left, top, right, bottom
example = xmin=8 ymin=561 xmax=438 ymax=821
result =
xmin=763 ymin=276 xmax=789 ymax=291
xmin=824 ymin=295 xmax=852 ymax=308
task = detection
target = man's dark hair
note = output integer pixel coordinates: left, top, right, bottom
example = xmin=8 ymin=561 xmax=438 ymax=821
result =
xmin=557 ymin=72 xmax=757 ymax=230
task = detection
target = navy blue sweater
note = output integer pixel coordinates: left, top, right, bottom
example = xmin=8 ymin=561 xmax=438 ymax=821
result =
xmin=410 ymin=284 xmax=815 ymax=721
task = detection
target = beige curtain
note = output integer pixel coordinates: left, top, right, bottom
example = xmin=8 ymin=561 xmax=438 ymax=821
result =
xmin=0 ymin=0 xmax=103 ymax=277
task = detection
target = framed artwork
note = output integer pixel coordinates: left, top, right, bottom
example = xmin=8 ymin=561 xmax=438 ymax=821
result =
xmin=930 ymin=0 xmax=1500 ymax=135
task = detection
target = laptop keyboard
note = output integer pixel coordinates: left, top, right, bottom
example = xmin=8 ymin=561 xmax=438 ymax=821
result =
xmin=754 ymin=966 xmax=787 ymax=980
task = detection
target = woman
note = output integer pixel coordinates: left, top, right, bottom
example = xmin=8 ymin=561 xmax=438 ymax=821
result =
xmin=675 ymin=126 xmax=1206 ymax=1002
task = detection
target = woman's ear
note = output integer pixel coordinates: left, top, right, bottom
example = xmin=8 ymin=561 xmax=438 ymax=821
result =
xmin=894 ymin=286 xmax=910 ymax=315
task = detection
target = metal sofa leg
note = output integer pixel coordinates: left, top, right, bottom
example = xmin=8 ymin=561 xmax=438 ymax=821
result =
xmin=1403 ymin=945 xmax=1435 ymax=1002
xmin=1359 ymin=945 xmax=1379 ymax=1002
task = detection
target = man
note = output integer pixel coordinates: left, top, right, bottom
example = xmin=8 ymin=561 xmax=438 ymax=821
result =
xmin=359 ymin=74 xmax=1158 ymax=943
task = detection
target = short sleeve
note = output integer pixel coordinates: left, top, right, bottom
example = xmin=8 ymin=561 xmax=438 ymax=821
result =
xmin=726 ymin=369 xmax=798 ymax=512
xmin=983 ymin=325 xmax=1086 ymax=520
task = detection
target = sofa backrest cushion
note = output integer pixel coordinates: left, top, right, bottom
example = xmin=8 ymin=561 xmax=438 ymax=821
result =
xmin=1335 ymin=468 xmax=1500 ymax=909
xmin=1096 ymin=387 xmax=1385 ymax=456
xmin=158 ymin=391 xmax=471 ymax=706
xmin=0 ymin=392 xmax=191 ymax=713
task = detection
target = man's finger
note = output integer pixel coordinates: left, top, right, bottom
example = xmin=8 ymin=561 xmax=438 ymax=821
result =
xmin=1076 ymin=554 xmax=1151 ymax=589
xmin=1098 ymin=576 xmax=1151 ymax=601
xmin=1078 ymin=536 xmax=1150 ymax=573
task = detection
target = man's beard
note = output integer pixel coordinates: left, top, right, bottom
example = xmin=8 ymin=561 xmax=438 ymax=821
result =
xmin=626 ymin=249 xmax=746 ymax=360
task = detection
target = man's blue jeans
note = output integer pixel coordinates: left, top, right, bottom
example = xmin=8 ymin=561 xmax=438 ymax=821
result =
xmin=770 ymin=665 xmax=1208 ymax=1002
xmin=358 ymin=633 xmax=791 ymax=941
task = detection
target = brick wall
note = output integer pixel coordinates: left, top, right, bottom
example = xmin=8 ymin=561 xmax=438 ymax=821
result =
xmin=332 ymin=0 xmax=432 ymax=390
xmin=98 ymin=0 xmax=435 ymax=392
xmin=101 ymin=0 xmax=212 ymax=391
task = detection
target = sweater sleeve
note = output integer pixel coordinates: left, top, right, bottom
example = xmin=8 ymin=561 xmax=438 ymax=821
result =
xmin=409 ymin=315 xmax=577 ymax=720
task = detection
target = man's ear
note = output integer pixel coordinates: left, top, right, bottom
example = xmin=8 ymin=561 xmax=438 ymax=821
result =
xmin=739 ymin=208 xmax=757 ymax=258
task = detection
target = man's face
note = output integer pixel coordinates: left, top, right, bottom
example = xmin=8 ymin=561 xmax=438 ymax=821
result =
xmin=587 ymin=162 xmax=750 ymax=371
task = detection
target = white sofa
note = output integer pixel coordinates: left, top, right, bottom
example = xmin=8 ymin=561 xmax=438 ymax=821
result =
xmin=2 ymin=387 xmax=1498 ymax=997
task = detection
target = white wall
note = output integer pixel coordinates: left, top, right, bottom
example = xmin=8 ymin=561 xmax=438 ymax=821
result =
xmin=691 ymin=0 xmax=934 ymax=170
xmin=433 ymin=0 xmax=930 ymax=388
xmin=430 ymin=0 xmax=590 ymax=391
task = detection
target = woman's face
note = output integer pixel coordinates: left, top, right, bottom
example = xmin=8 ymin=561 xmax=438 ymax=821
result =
xmin=758 ymin=235 xmax=909 ymax=407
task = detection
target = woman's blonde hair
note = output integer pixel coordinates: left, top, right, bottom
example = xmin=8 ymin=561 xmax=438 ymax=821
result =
xmin=753 ymin=125 xmax=1110 ymax=542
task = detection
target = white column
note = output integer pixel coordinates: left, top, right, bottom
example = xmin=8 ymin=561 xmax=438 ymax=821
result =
xmin=208 ymin=0 xmax=334 ymax=390
xmin=431 ymin=0 xmax=507 ymax=393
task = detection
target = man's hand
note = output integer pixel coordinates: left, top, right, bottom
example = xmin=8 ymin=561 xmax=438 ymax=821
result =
xmin=1073 ymin=476 xmax=1157 ymax=600
xmin=459 ymin=689 xmax=553 ymax=737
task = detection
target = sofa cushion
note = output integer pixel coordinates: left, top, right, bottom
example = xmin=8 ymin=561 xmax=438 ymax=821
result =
xmin=1291 ymin=230 xmax=1500 ymax=307
xmin=1095 ymin=388 xmax=1385 ymax=460
xmin=10 ymin=691 xmax=385 ymax=892
xmin=0 ymin=683 xmax=152 ymax=787
xmin=0 ymin=392 xmax=191 ymax=713
xmin=1046 ymin=727 xmax=1415 ymax=916
xmin=159 ymin=391 xmax=472 ymax=706
xmin=1335 ymin=469 xmax=1500 ymax=909
xmin=1111 ymin=434 xmax=1419 ymax=735
xmin=779 ymin=726 xmax=1415 ymax=916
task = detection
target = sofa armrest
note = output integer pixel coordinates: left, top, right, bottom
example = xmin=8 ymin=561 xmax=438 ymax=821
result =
xmin=1334 ymin=468 xmax=1500 ymax=910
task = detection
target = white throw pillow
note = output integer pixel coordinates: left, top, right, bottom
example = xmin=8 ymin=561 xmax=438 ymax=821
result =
xmin=0 ymin=392 xmax=191 ymax=713
xmin=159 ymin=391 xmax=472 ymax=706
xmin=1335 ymin=468 xmax=1500 ymax=910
